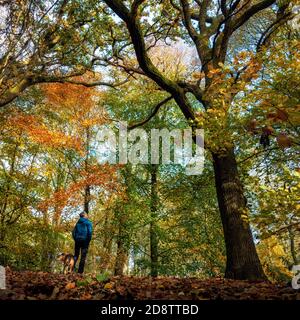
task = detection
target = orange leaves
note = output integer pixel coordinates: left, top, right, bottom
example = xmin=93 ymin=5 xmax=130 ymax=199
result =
xmin=246 ymin=119 xmax=258 ymax=134
xmin=80 ymin=293 xmax=92 ymax=300
xmin=38 ymin=163 xmax=122 ymax=214
xmin=276 ymin=109 xmax=289 ymax=122
xmin=276 ymin=133 xmax=292 ymax=149
xmin=262 ymin=125 xmax=274 ymax=136
xmin=232 ymin=51 xmax=262 ymax=83
xmin=246 ymin=117 xmax=294 ymax=149
xmin=6 ymin=112 xmax=36 ymax=139
xmin=65 ymin=282 xmax=76 ymax=290
xmin=207 ymin=68 xmax=222 ymax=79
xmin=28 ymin=126 xmax=83 ymax=151
xmin=42 ymin=80 xmax=95 ymax=113
xmin=234 ymin=51 xmax=249 ymax=62
xmin=39 ymin=77 xmax=108 ymax=155
xmin=267 ymin=108 xmax=289 ymax=123
xmin=37 ymin=187 xmax=75 ymax=216
xmin=192 ymin=71 xmax=205 ymax=80
xmin=7 ymin=111 xmax=83 ymax=151
xmin=40 ymin=75 xmax=106 ymax=129
xmin=205 ymin=53 xmax=262 ymax=111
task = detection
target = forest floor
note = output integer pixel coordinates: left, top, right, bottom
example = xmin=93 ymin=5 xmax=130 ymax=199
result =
xmin=0 ymin=268 xmax=299 ymax=300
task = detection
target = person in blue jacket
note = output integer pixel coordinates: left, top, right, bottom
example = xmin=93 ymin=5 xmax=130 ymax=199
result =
xmin=72 ymin=211 xmax=93 ymax=273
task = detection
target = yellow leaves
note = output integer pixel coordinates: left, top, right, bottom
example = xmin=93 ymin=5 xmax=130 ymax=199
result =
xmin=207 ymin=68 xmax=222 ymax=79
xmin=81 ymin=117 xmax=106 ymax=128
xmin=149 ymin=45 xmax=188 ymax=81
xmin=192 ymin=71 xmax=205 ymax=80
xmin=257 ymin=236 xmax=292 ymax=282
xmin=197 ymin=95 xmax=235 ymax=153
xmin=206 ymin=107 xmax=227 ymax=120
xmin=294 ymin=169 xmax=300 ymax=178
xmin=91 ymin=10 xmax=97 ymax=17
xmin=236 ymin=51 xmax=249 ymax=61
xmin=51 ymin=35 xmax=61 ymax=45
xmin=104 ymin=282 xmax=113 ymax=290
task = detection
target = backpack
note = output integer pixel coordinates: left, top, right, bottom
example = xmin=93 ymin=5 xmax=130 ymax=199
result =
xmin=72 ymin=219 xmax=88 ymax=241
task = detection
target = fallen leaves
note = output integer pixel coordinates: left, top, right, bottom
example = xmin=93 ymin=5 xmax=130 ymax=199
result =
xmin=0 ymin=269 xmax=299 ymax=300
xmin=104 ymin=282 xmax=113 ymax=290
xmin=65 ymin=282 xmax=76 ymax=290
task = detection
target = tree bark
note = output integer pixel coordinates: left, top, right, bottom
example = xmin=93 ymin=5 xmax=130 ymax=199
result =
xmin=212 ymin=148 xmax=266 ymax=280
xmin=114 ymin=234 xmax=128 ymax=276
xmin=288 ymin=226 xmax=298 ymax=266
xmin=150 ymin=164 xmax=159 ymax=277
xmin=114 ymin=209 xmax=129 ymax=276
xmin=84 ymin=127 xmax=91 ymax=214
xmin=84 ymin=185 xmax=90 ymax=214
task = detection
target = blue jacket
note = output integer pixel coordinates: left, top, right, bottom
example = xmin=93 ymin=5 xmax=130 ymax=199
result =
xmin=72 ymin=217 xmax=93 ymax=243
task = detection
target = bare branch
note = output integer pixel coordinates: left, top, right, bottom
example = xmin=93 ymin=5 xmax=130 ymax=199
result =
xmin=131 ymin=0 xmax=146 ymax=15
xmin=128 ymin=96 xmax=173 ymax=130
xmin=38 ymin=77 xmax=130 ymax=89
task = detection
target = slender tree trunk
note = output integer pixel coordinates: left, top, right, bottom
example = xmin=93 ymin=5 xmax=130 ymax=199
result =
xmin=101 ymin=210 xmax=114 ymax=271
xmin=84 ymin=127 xmax=91 ymax=214
xmin=150 ymin=164 xmax=159 ymax=277
xmin=40 ymin=209 xmax=56 ymax=271
xmin=288 ymin=226 xmax=298 ymax=266
xmin=0 ymin=225 xmax=7 ymax=265
xmin=84 ymin=185 xmax=90 ymax=214
xmin=212 ymin=148 xmax=266 ymax=280
xmin=114 ymin=210 xmax=128 ymax=276
xmin=114 ymin=227 xmax=128 ymax=276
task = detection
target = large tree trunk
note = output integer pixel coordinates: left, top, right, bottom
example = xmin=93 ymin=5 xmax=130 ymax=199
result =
xmin=212 ymin=148 xmax=266 ymax=280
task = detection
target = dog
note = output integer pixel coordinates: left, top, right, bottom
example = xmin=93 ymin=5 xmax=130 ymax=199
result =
xmin=57 ymin=253 xmax=75 ymax=274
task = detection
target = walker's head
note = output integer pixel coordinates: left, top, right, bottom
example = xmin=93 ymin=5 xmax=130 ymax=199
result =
xmin=80 ymin=211 xmax=88 ymax=218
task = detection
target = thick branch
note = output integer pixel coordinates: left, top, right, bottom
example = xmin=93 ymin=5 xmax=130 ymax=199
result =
xmin=103 ymin=0 xmax=196 ymax=122
xmin=0 ymin=75 xmax=129 ymax=108
xmin=232 ymin=0 xmax=276 ymax=31
xmin=0 ymin=78 xmax=33 ymax=108
xmin=180 ymin=0 xmax=199 ymax=40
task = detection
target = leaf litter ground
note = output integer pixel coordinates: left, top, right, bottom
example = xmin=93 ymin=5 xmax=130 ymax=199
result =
xmin=0 ymin=269 xmax=299 ymax=300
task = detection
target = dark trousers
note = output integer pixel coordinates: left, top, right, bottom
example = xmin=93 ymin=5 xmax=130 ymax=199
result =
xmin=74 ymin=240 xmax=89 ymax=273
